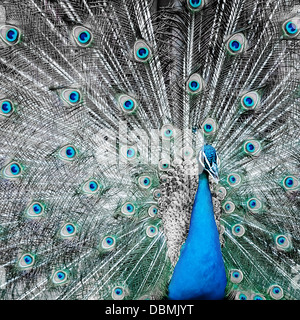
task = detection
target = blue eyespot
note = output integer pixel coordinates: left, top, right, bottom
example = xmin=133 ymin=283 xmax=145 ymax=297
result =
xmin=6 ymin=28 xmax=18 ymax=42
xmin=285 ymin=177 xmax=294 ymax=187
xmin=229 ymin=175 xmax=236 ymax=183
xmin=239 ymin=293 xmax=247 ymax=300
xmin=249 ymin=200 xmax=256 ymax=208
xmin=123 ymin=99 xmax=134 ymax=110
xmin=137 ymin=47 xmax=149 ymax=59
xmin=66 ymin=224 xmax=75 ymax=234
xmin=204 ymin=124 xmax=213 ymax=133
xmin=229 ymin=40 xmax=241 ymax=52
xmin=106 ymin=237 xmax=114 ymax=245
xmin=24 ymin=255 xmax=33 ymax=265
xmin=33 ymin=204 xmax=42 ymax=214
xmin=66 ymin=146 xmax=76 ymax=158
xmin=230 ymin=269 xmax=243 ymax=283
xmin=143 ymin=178 xmax=150 ymax=186
xmin=148 ymin=205 xmax=158 ymax=217
xmin=121 ymin=202 xmax=136 ymax=216
xmin=253 ymin=295 xmax=263 ymax=300
xmin=57 ymin=272 xmax=66 ymax=280
xmin=272 ymin=287 xmax=281 ymax=294
xmin=89 ymin=181 xmax=98 ymax=191
xmin=127 ymin=148 xmax=135 ymax=158
xmin=126 ymin=204 xmax=134 ymax=212
xmin=285 ymin=22 xmax=298 ymax=35
xmin=78 ymin=31 xmax=91 ymax=44
xmin=243 ymin=96 xmax=254 ymax=107
xmin=1 ymin=101 xmax=12 ymax=114
xmin=225 ymin=204 xmax=231 ymax=210
xmin=269 ymin=284 xmax=284 ymax=299
xmin=146 ymin=225 xmax=158 ymax=237
xmin=188 ymin=80 xmax=200 ymax=92
xmin=69 ymin=91 xmax=80 ymax=104
xmin=277 ymin=236 xmax=285 ymax=245
xmin=101 ymin=236 xmax=116 ymax=250
xmin=232 ymin=223 xmax=245 ymax=237
xmin=164 ymin=129 xmax=173 ymax=137
xmin=115 ymin=288 xmax=123 ymax=295
xmin=246 ymin=142 xmax=255 ymax=152
xmin=10 ymin=163 xmax=21 ymax=175
xmin=189 ymin=0 xmax=202 ymax=8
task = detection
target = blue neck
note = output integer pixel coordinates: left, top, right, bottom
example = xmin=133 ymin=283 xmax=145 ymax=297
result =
xmin=168 ymin=171 xmax=227 ymax=300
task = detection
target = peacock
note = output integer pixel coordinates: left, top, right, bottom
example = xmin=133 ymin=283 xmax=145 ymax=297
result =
xmin=0 ymin=0 xmax=299 ymax=301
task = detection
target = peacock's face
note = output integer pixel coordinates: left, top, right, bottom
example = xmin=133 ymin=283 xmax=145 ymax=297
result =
xmin=198 ymin=144 xmax=220 ymax=182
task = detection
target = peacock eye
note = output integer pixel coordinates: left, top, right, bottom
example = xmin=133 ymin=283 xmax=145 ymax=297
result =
xmin=52 ymin=270 xmax=69 ymax=285
xmin=243 ymin=140 xmax=261 ymax=156
xmin=181 ymin=146 xmax=194 ymax=160
xmin=112 ymin=286 xmax=125 ymax=300
xmin=241 ymin=91 xmax=260 ymax=111
xmin=121 ymin=202 xmax=135 ymax=216
xmin=161 ymin=124 xmax=176 ymax=140
xmin=153 ymin=189 xmax=161 ymax=200
xmin=189 ymin=80 xmax=200 ymax=91
xmin=18 ymin=253 xmax=35 ymax=269
xmin=101 ymin=236 xmax=116 ymax=251
xmin=0 ymin=26 xmax=21 ymax=45
xmin=138 ymin=175 xmax=152 ymax=189
xmin=282 ymin=18 xmax=300 ymax=38
xmin=124 ymin=99 xmax=134 ymax=110
xmin=246 ymin=197 xmax=262 ymax=213
xmin=237 ymin=293 xmax=248 ymax=300
xmin=82 ymin=179 xmax=100 ymax=194
xmin=26 ymin=202 xmax=45 ymax=218
xmin=120 ymin=145 xmax=138 ymax=160
xmin=72 ymin=26 xmax=93 ymax=47
xmin=118 ymin=94 xmax=138 ymax=114
xmin=227 ymin=173 xmax=241 ymax=187
xmin=202 ymin=118 xmax=217 ymax=135
xmin=215 ymin=185 xmax=227 ymax=200
xmin=282 ymin=175 xmax=299 ymax=191
xmin=252 ymin=294 xmax=265 ymax=300
xmin=229 ymin=40 xmax=241 ymax=51
xmin=58 ymin=145 xmax=78 ymax=161
xmin=148 ymin=205 xmax=158 ymax=218
xmin=223 ymin=200 xmax=235 ymax=214
xmin=268 ymin=285 xmax=283 ymax=300
xmin=78 ymin=31 xmax=91 ymax=44
xmin=186 ymin=73 xmax=204 ymax=94
xmin=61 ymin=89 xmax=82 ymax=106
xmin=146 ymin=225 xmax=158 ymax=238
xmin=187 ymin=0 xmax=204 ymax=11
xmin=2 ymin=161 xmax=23 ymax=179
xmin=60 ymin=223 xmax=77 ymax=239
xmin=226 ymin=33 xmax=246 ymax=55
xmin=232 ymin=224 xmax=245 ymax=237
xmin=0 ymin=100 xmax=14 ymax=117
xmin=275 ymin=235 xmax=290 ymax=250
xmin=69 ymin=91 xmax=80 ymax=104
xmin=230 ymin=269 xmax=243 ymax=283
xmin=159 ymin=159 xmax=170 ymax=171
xmin=134 ymin=40 xmax=152 ymax=62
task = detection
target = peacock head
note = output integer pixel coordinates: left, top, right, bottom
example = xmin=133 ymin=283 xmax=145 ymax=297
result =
xmin=198 ymin=144 xmax=220 ymax=183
